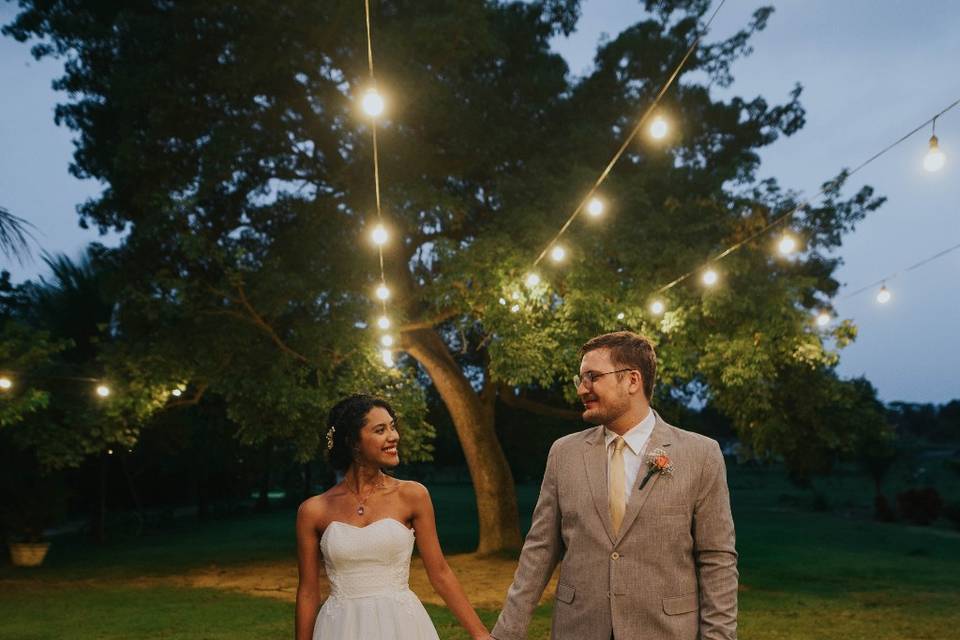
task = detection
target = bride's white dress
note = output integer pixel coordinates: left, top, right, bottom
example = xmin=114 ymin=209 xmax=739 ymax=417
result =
xmin=313 ymin=518 xmax=441 ymax=640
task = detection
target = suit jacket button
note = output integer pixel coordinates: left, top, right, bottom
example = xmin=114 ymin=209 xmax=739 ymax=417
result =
xmin=610 ymin=552 xmax=620 ymax=560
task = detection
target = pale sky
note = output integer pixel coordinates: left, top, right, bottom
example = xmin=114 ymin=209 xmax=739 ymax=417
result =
xmin=2 ymin=1 xmax=958 ymax=402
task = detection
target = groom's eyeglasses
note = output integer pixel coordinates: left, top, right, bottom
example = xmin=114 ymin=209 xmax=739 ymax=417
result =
xmin=573 ymin=369 xmax=636 ymax=390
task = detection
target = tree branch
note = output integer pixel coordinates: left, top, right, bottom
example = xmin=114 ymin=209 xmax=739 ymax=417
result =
xmin=497 ymin=384 xmax=583 ymax=421
xmin=165 ymin=382 xmax=209 ymax=409
xmin=397 ymin=308 xmax=459 ymax=333
xmin=233 ymin=284 xmax=314 ymax=365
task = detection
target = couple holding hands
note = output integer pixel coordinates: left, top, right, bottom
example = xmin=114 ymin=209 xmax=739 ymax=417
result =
xmin=296 ymin=331 xmax=738 ymax=640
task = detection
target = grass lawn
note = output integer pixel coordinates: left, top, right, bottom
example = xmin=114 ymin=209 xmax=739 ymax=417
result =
xmin=2 ymin=462 xmax=958 ymax=639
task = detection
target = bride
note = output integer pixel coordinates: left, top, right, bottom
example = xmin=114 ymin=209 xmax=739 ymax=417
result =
xmin=295 ymin=394 xmax=489 ymax=640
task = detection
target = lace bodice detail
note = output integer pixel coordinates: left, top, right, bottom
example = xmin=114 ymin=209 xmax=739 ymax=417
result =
xmin=321 ymin=518 xmax=415 ymax=599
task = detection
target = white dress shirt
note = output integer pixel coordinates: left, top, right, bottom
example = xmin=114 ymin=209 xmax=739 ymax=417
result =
xmin=605 ymin=408 xmax=656 ymax=500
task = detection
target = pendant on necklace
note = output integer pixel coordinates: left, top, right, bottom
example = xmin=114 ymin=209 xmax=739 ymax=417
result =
xmin=357 ymin=505 xmax=364 ymax=515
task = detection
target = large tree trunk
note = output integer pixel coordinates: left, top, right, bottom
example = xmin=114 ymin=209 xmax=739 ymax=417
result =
xmin=402 ymin=328 xmax=521 ymax=553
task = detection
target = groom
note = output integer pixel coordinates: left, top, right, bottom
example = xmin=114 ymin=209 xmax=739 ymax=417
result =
xmin=490 ymin=331 xmax=738 ymax=640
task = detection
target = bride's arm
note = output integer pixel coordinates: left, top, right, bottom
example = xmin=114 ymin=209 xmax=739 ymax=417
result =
xmin=408 ymin=482 xmax=489 ymax=640
xmin=295 ymin=498 xmax=324 ymax=640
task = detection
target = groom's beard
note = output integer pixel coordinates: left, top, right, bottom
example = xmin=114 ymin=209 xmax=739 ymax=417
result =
xmin=581 ymin=393 xmax=629 ymax=426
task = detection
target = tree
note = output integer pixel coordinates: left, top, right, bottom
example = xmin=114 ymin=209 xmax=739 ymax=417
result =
xmin=5 ymin=0 xmax=885 ymax=551
xmin=0 ymin=206 xmax=36 ymax=265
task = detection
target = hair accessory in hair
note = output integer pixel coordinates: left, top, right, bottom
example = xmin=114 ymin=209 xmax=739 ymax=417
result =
xmin=325 ymin=425 xmax=336 ymax=451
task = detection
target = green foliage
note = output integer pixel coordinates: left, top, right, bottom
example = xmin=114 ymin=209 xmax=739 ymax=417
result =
xmin=0 ymin=318 xmax=65 ymax=428
xmin=3 ymin=0 xmax=887 ymax=473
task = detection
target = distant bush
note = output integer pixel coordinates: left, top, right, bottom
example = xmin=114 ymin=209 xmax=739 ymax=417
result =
xmin=874 ymin=495 xmax=897 ymax=522
xmin=944 ymin=503 xmax=960 ymax=531
xmin=896 ymin=488 xmax=943 ymax=525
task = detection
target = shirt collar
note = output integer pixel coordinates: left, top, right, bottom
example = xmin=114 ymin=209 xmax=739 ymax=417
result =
xmin=604 ymin=408 xmax=656 ymax=454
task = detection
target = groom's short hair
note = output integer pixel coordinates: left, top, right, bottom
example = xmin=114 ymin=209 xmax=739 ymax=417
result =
xmin=580 ymin=331 xmax=656 ymax=401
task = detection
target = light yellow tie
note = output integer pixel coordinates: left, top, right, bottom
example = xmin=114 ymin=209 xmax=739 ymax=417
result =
xmin=609 ymin=436 xmax=627 ymax=534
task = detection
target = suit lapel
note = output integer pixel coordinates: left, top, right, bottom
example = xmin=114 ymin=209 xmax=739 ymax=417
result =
xmin=614 ymin=413 xmax=673 ymax=545
xmin=582 ymin=426 xmax=616 ymax=544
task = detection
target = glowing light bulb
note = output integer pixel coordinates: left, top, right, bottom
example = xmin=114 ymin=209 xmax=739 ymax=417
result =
xmin=778 ymin=234 xmax=797 ymax=256
xmin=381 ymin=334 xmax=395 ymax=347
xmin=171 ymin=388 xmax=183 ymax=397
xmin=876 ymin=285 xmax=891 ymax=304
xmin=924 ymin=135 xmax=946 ymax=172
xmin=0 ymin=376 xmax=11 ymax=391
xmin=96 ymin=384 xmax=111 ymax=398
xmin=649 ymin=116 xmax=668 ymax=140
xmin=510 ymin=304 xmax=520 ymax=313
xmin=702 ymin=269 xmax=718 ymax=286
xmin=382 ymin=349 xmax=395 ymax=367
xmin=525 ymin=273 xmax=541 ymax=288
xmin=586 ymin=197 xmax=604 ymax=217
xmin=377 ymin=316 xmax=391 ymax=330
xmin=815 ymin=311 xmax=831 ymax=327
xmin=650 ymin=300 xmax=665 ymax=315
xmin=498 ymin=297 xmax=506 ymax=305
xmin=616 ymin=312 xmax=625 ymax=321
xmin=550 ymin=245 xmax=566 ymax=262
xmin=361 ymin=88 xmax=385 ymax=117
xmin=375 ymin=284 xmax=390 ymax=300
xmin=371 ymin=224 xmax=388 ymax=246
xmin=511 ymin=291 xmax=521 ymax=301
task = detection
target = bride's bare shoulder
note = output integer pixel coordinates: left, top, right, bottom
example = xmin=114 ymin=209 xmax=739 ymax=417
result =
xmin=298 ymin=486 xmax=341 ymax=522
xmin=394 ymin=479 xmax=431 ymax=504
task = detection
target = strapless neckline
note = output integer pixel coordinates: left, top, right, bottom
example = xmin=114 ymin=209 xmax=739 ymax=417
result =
xmin=322 ymin=517 xmax=413 ymax=542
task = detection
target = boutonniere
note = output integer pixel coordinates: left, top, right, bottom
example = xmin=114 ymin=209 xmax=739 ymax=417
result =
xmin=639 ymin=447 xmax=674 ymax=490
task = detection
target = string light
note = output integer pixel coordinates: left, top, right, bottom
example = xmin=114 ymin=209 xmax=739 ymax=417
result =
xmin=777 ymin=233 xmax=798 ymax=256
xmin=510 ymin=304 xmax=520 ymax=313
xmin=649 ymin=115 xmax=669 ymax=140
xmin=586 ymin=197 xmax=604 ymax=217
xmin=923 ymin=116 xmax=946 ymax=172
xmin=498 ymin=297 xmax=506 ymax=305
xmin=380 ymin=334 xmax=395 ymax=347
xmin=550 ymin=245 xmax=566 ymax=262
xmin=511 ymin=291 xmax=521 ymax=300
xmin=616 ymin=312 xmax=625 ymax=320
xmin=382 ymin=349 xmax=394 ymax=367
xmin=361 ymin=88 xmax=385 ymax=118
xmin=0 ymin=376 xmax=12 ymax=391
xmin=375 ymin=284 xmax=390 ymax=300
xmin=702 ymin=269 xmax=719 ymax=287
xmin=96 ymin=384 xmax=111 ymax=398
xmin=371 ymin=224 xmax=388 ymax=245
xmin=649 ymin=96 xmax=960 ymax=300
xmin=525 ymin=273 xmax=541 ymax=288
xmin=815 ymin=311 xmax=831 ymax=327
xmin=171 ymin=388 xmax=182 ymax=397
xmin=876 ymin=285 xmax=892 ymax=304
xmin=529 ymin=0 xmax=729 ymax=269
xmin=650 ymin=300 xmax=665 ymax=315
xmin=377 ymin=315 xmax=391 ymax=329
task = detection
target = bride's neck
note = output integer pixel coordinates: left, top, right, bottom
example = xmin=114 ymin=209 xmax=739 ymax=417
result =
xmin=345 ymin=463 xmax=382 ymax=491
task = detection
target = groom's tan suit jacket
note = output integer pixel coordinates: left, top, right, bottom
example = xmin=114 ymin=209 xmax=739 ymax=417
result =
xmin=492 ymin=412 xmax=738 ymax=640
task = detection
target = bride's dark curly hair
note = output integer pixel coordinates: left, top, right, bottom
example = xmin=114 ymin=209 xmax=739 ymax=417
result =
xmin=326 ymin=394 xmax=397 ymax=472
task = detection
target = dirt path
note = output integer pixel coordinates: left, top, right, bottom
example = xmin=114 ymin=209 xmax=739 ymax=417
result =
xmin=187 ymin=552 xmax=558 ymax=608
xmin=1 ymin=553 xmax=558 ymax=610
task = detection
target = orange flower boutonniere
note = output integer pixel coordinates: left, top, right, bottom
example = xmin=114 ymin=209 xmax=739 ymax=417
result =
xmin=639 ymin=447 xmax=674 ymax=490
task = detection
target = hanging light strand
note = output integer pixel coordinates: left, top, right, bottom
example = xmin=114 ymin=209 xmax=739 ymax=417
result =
xmin=362 ymin=0 xmax=396 ymax=362
xmin=651 ymin=96 xmax=960 ymax=296
xmin=840 ymin=240 xmax=960 ymax=301
xmin=531 ymin=0 xmax=730 ymax=268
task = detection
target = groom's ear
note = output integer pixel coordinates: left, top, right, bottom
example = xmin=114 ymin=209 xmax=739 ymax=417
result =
xmin=629 ymin=370 xmax=644 ymax=396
